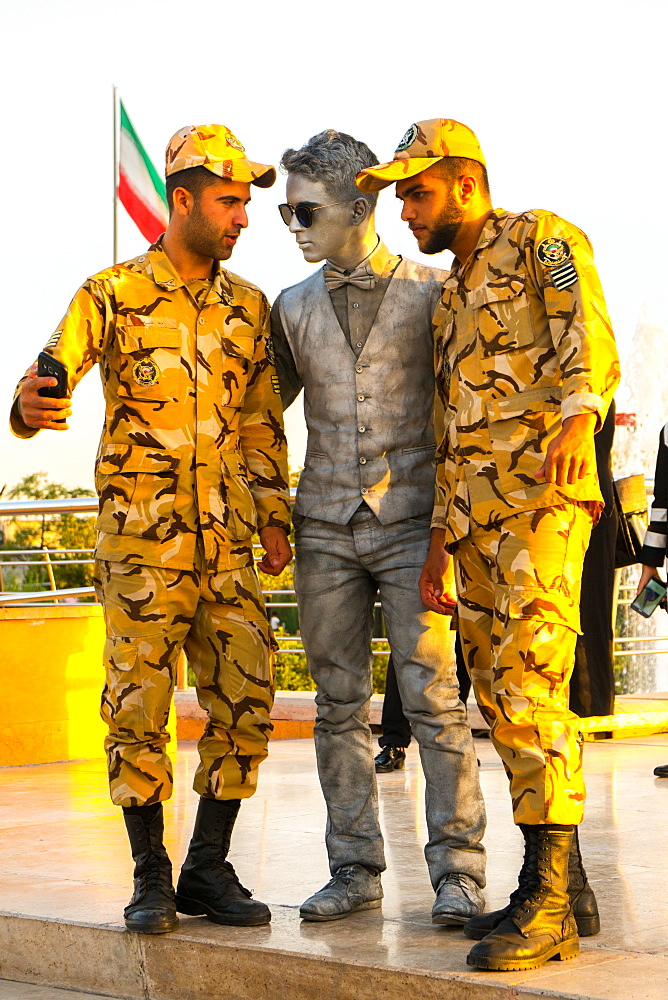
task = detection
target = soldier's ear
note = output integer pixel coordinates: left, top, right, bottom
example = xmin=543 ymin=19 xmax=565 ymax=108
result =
xmin=171 ymin=186 xmax=195 ymax=218
xmin=457 ymin=174 xmax=477 ymax=207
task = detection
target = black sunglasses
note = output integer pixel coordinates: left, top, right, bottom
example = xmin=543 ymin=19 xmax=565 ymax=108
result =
xmin=278 ymin=200 xmax=353 ymax=228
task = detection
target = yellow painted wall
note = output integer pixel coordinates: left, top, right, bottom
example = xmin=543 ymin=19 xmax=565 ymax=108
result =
xmin=0 ymin=605 xmax=176 ymax=766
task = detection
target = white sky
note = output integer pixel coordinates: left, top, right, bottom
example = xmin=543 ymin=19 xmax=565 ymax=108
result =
xmin=2 ymin=0 xmax=666 ymax=493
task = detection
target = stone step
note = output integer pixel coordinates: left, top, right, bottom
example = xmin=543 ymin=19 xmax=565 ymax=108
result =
xmin=2 ymin=907 xmax=664 ymax=1000
xmin=0 ymin=981 xmax=112 ymax=999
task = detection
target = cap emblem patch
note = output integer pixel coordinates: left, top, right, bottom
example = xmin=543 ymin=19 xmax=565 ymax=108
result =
xmin=537 ymin=237 xmax=571 ymax=268
xmin=226 ymin=132 xmax=245 ymax=152
xmin=395 ymin=124 xmax=419 ymax=153
xmin=133 ymin=358 xmax=160 ymax=387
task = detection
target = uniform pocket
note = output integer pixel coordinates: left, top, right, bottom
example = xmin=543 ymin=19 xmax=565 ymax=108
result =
xmin=116 ymin=323 xmax=182 ymax=403
xmin=470 ymin=279 xmax=533 ymax=357
xmin=96 ymin=444 xmax=180 ymax=539
xmin=486 ymin=385 xmax=563 ymax=494
xmin=220 ymin=450 xmax=257 ymax=541
xmin=499 ymin=585 xmax=581 ymax=633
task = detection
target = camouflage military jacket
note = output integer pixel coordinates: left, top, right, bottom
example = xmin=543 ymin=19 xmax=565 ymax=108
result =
xmin=11 ymin=243 xmax=290 ymax=572
xmin=433 ymin=208 xmax=620 ymax=546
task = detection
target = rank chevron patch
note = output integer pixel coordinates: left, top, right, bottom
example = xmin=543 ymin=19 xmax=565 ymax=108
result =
xmin=550 ymin=261 xmax=578 ymax=290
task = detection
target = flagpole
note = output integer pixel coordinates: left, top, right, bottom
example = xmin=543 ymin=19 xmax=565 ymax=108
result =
xmin=112 ymin=85 xmax=118 ymax=262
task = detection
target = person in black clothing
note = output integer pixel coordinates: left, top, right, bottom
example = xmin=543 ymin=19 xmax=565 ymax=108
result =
xmin=569 ymin=402 xmax=618 ymax=718
xmin=375 ymin=635 xmax=472 ymax=772
xmin=636 ymin=417 xmax=668 ymax=777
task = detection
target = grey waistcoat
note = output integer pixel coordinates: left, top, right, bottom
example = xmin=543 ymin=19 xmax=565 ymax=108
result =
xmin=277 ymin=258 xmax=446 ymax=525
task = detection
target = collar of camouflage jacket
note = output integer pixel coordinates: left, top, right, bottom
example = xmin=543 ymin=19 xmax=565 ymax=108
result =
xmin=143 ymin=240 xmax=233 ymax=304
xmin=447 ymin=208 xmax=512 ymax=281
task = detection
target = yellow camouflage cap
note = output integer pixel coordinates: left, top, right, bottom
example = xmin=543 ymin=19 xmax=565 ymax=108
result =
xmin=165 ymin=125 xmax=276 ymax=188
xmin=356 ymin=119 xmax=485 ymax=192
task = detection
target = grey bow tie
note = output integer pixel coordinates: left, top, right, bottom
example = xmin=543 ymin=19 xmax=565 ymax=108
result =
xmin=323 ymin=262 xmax=377 ymax=291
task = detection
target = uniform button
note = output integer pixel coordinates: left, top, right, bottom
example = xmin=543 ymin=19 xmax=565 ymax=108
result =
xmin=359 ymin=457 xmax=367 ymax=465
xmin=355 ymin=365 xmax=363 ymax=373
xmin=352 ymin=302 xmax=359 ymax=309
xmin=138 ymin=256 xmax=146 ymax=263
xmin=358 ymin=425 xmax=366 ymax=433
xmin=357 ymin=394 xmax=365 ymax=401
xmin=361 ymin=488 xmax=368 ymax=495
xmin=198 ymin=316 xmax=205 ymax=325
xmin=356 ymin=342 xmax=363 ymax=349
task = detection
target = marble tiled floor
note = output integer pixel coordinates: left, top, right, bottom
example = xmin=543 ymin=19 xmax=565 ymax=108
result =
xmin=1 ymin=734 xmax=668 ymax=998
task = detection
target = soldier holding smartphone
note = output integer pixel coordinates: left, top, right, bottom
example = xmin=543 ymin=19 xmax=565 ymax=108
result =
xmin=11 ymin=124 xmax=291 ymax=936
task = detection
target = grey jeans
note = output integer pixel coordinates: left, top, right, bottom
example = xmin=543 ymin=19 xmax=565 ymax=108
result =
xmin=294 ymin=506 xmax=486 ymax=889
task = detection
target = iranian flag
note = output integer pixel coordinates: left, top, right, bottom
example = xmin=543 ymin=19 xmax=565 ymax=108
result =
xmin=118 ymin=101 xmax=168 ymax=242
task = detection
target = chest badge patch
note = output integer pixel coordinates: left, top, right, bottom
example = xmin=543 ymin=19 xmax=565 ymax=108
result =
xmin=537 ymin=237 xmax=571 ymax=268
xmin=133 ymin=358 xmax=160 ymax=387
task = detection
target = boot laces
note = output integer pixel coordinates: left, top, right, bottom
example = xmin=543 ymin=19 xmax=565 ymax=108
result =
xmin=134 ymin=858 xmax=172 ymax=900
xmin=508 ymin=836 xmax=544 ymax=914
xmin=208 ymin=857 xmax=253 ymax=898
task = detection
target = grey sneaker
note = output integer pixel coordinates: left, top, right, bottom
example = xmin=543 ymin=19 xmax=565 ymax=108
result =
xmin=432 ymin=873 xmax=485 ymax=926
xmin=300 ymin=864 xmax=383 ymax=922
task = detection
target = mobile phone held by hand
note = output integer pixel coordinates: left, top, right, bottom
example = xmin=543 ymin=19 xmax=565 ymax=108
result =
xmin=630 ymin=577 xmax=668 ymax=618
xmin=37 ymin=352 xmax=68 ymax=398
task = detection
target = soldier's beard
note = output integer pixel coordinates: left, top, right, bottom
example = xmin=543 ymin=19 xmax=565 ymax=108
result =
xmin=420 ymin=202 xmax=465 ymax=255
xmin=184 ymin=201 xmax=236 ymax=261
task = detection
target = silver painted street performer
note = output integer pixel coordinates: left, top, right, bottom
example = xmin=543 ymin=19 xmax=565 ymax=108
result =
xmin=271 ymin=129 xmax=486 ymax=924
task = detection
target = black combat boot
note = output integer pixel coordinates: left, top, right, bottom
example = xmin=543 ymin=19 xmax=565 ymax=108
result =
xmin=175 ymin=797 xmax=271 ymax=926
xmin=466 ymin=825 xmax=579 ymax=971
xmin=465 ymin=824 xmax=599 ymax=939
xmin=122 ymin=803 xmax=178 ymax=934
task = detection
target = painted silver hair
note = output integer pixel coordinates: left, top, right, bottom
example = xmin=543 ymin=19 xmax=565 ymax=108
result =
xmin=280 ymin=130 xmax=379 ymax=210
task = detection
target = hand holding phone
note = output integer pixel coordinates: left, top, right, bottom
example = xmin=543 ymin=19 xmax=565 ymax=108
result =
xmin=18 ymin=355 xmax=71 ymax=430
xmin=630 ymin=576 xmax=668 ymax=618
xmin=37 ymin=352 xmax=68 ymax=400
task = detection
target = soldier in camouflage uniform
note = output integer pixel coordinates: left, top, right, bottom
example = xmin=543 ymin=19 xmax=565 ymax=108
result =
xmin=11 ymin=124 xmax=291 ymax=935
xmin=358 ymin=120 xmax=620 ymax=971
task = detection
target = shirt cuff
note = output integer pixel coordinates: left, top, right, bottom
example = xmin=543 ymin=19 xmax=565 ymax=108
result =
xmin=9 ymin=396 xmax=38 ymax=439
xmin=561 ymin=391 xmax=606 ymax=429
xmin=431 ymin=503 xmax=447 ymax=530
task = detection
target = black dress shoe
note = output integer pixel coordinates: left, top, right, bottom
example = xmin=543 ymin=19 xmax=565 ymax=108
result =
xmin=654 ymin=763 xmax=668 ymax=777
xmin=374 ymin=746 xmax=406 ymax=773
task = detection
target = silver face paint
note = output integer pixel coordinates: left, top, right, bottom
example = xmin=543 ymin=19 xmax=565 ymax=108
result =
xmin=285 ymin=175 xmax=355 ymax=264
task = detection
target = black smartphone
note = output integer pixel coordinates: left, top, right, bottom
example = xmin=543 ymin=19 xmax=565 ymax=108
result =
xmin=37 ymin=352 xmax=69 ymax=398
xmin=630 ymin=577 xmax=668 ymax=618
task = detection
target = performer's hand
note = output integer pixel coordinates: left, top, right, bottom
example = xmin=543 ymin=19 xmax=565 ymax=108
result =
xmin=418 ymin=529 xmax=457 ymax=615
xmin=636 ymin=564 xmax=662 ymax=596
xmin=17 ymin=364 xmax=72 ymax=430
xmin=257 ymin=526 xmax=292 ymax=576
xmin=537 ymin=412 xmax=597 ymax=486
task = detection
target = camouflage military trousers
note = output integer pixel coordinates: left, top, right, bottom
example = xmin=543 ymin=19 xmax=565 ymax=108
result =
xmin=94 ymin=552 xmax=274 ymax=807
xmin=454 ymin=504 xmax=592 ymax=826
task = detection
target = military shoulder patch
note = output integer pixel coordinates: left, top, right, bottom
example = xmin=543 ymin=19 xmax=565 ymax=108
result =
xmin=45 ymin=330 xmax=62 ymax=349
xmin=537 ymin=237 xmax=571 ymax=268
xmin=265 ymin=333 xmax=276 ymax=367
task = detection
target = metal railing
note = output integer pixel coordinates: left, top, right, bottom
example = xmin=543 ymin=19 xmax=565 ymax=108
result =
xmin=2 ymin=495 xmax=667 ymax=669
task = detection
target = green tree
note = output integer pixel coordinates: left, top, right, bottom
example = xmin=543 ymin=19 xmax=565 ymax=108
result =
xmin=2 ymin=473 xmax=96 ymax=594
